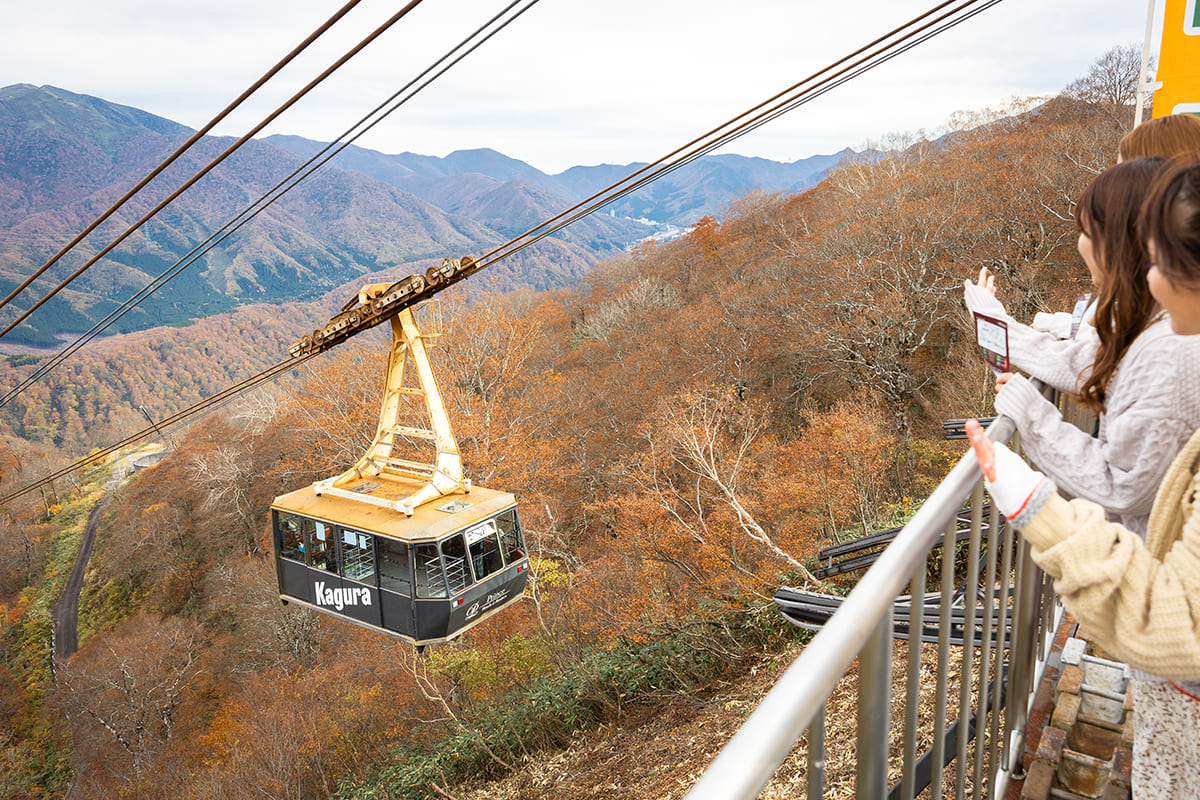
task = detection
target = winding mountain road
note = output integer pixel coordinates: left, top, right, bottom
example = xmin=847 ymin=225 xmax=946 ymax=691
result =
xmin=51 ymin=496 xmax=108 ymax=662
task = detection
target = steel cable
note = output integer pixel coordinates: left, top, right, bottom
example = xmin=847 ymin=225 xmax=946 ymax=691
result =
xmin=469 ymin=0 xmax=1001 ymax=273
xmin=0 ymin=352 xmax=319 ymax=507
xmin=0 ymin=0 xmax=430 ymax=340
xmin=0 ymin=0 xmax=541 ymax=410
xmin=0 ymin=0 xmax=369 ymax=315
xmin=0 ymin=0 xmax=1005 ymax=507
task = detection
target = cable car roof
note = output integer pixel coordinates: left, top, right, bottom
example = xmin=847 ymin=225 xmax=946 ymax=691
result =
xmin=271 ymin=474 xmax=516 ymax=544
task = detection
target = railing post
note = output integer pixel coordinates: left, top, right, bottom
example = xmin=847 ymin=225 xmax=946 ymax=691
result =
xmin=858 ymin=610 xmax=893 ymax=800
xmin=957 ymin=483 xmax=984 ymax=799
xmin=931 ymin=519 xmax=956 ymax=800
xmin=808 ymin=703 xmax=826 ymax=799
xmin=994 ymin=502 xmax=1017 ymax=773
xmin=978 ymin=500 xmax=1002 ymax=799
xmin=900 ymin=559 xmax=925 ymax=800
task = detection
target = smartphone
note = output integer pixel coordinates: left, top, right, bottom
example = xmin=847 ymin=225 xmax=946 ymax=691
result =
xmin=1069 ymin=293 xmax=1092 ymax=340
xmin=974 ymin=313 xmax=1009 ymax=375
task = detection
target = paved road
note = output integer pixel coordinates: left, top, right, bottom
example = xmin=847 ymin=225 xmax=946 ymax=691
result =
xmin=51 ymin=496 xmax=108 ymax=662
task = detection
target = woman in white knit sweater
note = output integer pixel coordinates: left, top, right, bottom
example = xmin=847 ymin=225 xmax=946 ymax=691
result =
xmin=965 ymin=157 xmax=1200 ymax=538
xmin=966 ymin=159 xmax=1200 ymax=798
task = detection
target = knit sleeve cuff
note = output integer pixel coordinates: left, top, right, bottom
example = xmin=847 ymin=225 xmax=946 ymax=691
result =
xmin=964 ymin=284 xmax=1006 ymax=319
xmin=1009 ymin=477 xmax=1058 ymax=530
xmin=1016 ymin=490 xmax=1105 ymax=555
xmin=993 ymin=373 xmax=1046 ymax=423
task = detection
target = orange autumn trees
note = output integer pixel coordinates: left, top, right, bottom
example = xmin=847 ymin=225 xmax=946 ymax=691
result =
xmin=595 ymin=389 xmax=902 ymax=616
xmin=0 ymin=89 xmax=1141 ymax=799
xmin=54 ymin=613 xmax=202 ymax=790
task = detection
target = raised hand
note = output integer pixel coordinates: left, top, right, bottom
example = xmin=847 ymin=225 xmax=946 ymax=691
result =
xmin=964 ymin=266 xmax=998 ymax=296
xmin=964 ymin=418 xmax=1050 ymax=523
xmin=965 ymin=419 xmax=996 ymax=481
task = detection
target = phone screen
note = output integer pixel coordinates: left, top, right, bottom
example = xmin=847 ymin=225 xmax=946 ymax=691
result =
xmin=974 ymin=313 xmax=1009 ymax=374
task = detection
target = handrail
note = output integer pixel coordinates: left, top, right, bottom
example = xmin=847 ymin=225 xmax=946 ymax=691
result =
xmin=686 ymin=414 xmax=1042 ymax=799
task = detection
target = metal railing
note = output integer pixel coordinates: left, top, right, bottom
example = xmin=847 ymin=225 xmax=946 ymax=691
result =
xmin=686 ymin=414 xmax=1063 ymax=799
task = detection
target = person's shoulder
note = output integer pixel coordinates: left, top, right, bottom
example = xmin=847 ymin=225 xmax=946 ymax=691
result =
xmin=1131 ymin=317 xmax=1196 ymax=357
xmin=1112 ymin=321 xmax=1199 ymax=399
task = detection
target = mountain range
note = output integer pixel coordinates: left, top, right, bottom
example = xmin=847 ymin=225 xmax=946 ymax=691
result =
xmin=0 ymin=83 xmax=855 ymax=348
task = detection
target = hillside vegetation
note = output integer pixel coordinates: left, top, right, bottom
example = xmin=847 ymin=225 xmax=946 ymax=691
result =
xmin=0 ymin=88 xmax=1129 ymax=799
xmin=0 ymin=84 xmax=843 ymax=352
xmin=0 ymin=85 xmax=651 ymax=348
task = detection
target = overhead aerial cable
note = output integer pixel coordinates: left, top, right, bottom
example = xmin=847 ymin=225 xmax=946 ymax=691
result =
xmin=0 ymin=0 xmax=370 ymax=317
xmin=283 ymin=0 xmax=1006 ymax=336
xmin=0 ymin=0 xmax=431 ymax=341
xmin=287 ymin=0 xmax=1008 ymax=358
xmin=0 ymin=0 xmax=1003 ymax=508
xmin=470 ymin=0 xmax=1003 ymax=273
xmin=0 ymin=0 xmax=541 ymax=411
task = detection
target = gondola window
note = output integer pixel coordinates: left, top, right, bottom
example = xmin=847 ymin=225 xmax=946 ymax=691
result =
xmin=441 ymin=534 xmax=472 ymax=593
xmin=466 ymin=520 xmax=504 ymax=581
xmin=496 ymin=509 xmax=525 ymax=564
xmin=415 ymin=543 xmax=448 ymax=598
xmin=278 ymin=513 xmax=303 ymax=560
xmin=308 ymin=521 xmax=337 ymax=573
xmin=342 ymin=529 xmax=375 ymax=583
xmin=378 ymin=537 xmax=411 ymax=595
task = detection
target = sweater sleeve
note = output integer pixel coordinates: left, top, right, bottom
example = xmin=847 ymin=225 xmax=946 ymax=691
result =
xmin=961 ymin=284 xmax=1094 ymax=392
xmin=1019 ymin=459 xmax=1200 ymax=681
xmin=1005 ymin=320 xmax=1096 ymax=394
xmin=994 ymin=372 xmax=1188 ymax=518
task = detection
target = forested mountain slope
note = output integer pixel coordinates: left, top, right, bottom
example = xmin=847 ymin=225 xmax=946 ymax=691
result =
xmin=0 ymin=85 xmax=651 ymax=348
xmin=0 ymin=92 xmax=1131 ymax=800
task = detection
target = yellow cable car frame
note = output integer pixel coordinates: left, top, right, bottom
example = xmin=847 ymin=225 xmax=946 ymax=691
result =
xmin=271 ymin=294 xmax=528 ymax=647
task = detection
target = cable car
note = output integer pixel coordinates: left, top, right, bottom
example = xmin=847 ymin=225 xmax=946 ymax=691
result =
xmin=271 ymin=292 xmax=528 ymax=647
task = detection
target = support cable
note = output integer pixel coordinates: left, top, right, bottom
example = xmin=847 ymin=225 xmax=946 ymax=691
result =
xmin=470 ymin=0 xmax=1001 ymax=274
xmin=0 ymin=0 xmax=429 ymax=341
xmin=0 ymin=0 xmax=1004 ymax=508
xmin=0 ymin=0 xmax=369 ymax=315
xmin=0 ymin=0 xmax=540 ymax=410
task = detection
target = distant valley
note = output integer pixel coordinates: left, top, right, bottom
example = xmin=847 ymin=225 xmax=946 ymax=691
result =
xmin=0 ymin=83 xmax=855 ymax=349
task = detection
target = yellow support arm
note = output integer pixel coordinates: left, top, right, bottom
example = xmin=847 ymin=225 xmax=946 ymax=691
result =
xmin=312 ymin=302 xmax=469 ymax=516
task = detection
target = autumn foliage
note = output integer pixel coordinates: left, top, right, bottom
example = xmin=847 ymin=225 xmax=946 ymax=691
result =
xmin=0 ymin=90 xmax=1128 ymax=798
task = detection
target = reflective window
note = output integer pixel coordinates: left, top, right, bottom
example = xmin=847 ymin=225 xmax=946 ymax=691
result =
xmin=277 ymin=513 xmax=304 ymax=561
xmin=496 ymin=509 xmax=526 ymax=565
xmin=307 ymin=521 xmax=338 ymax=573
xmin=466 ymin=520 xmax=504 ymax=582
xmin=415 ymin=543 xmax=447 ymax=598
xmin=378 ymin=537 xmax=411 ymax=595
xmin=341 ymin=528 xmax=375 ymax=584
xmin=440 ymin=534 xmax=471 ymax=595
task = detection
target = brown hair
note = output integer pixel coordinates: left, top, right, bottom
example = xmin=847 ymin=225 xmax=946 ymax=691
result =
xmin=1139 ymin=159 xmax=1200 ymax=289
xmin=1076 ymin=157 xmax=1165 ymax=412
xmin=1118 ymin=114 xmax=1200 ymax=161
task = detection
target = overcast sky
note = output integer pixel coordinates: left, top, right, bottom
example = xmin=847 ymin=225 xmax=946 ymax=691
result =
xmin=3 ymin=0 xmax=1157 ymax=175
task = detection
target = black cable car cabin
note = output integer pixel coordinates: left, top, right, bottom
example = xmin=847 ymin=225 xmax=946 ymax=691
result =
xmin=271 ymin=478 xmax=528 ymax=646
xmin=271 ymin=295 xmax=528 ymax=646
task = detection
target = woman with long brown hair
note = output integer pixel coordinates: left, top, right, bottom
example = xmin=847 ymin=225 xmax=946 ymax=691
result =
xmin=965 ymin=157 xmax=1200 ymax=537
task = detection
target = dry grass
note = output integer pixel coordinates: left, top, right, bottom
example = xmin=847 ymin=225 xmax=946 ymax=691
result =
xmin=449 ymin=638 xmax=1004 ymax=800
